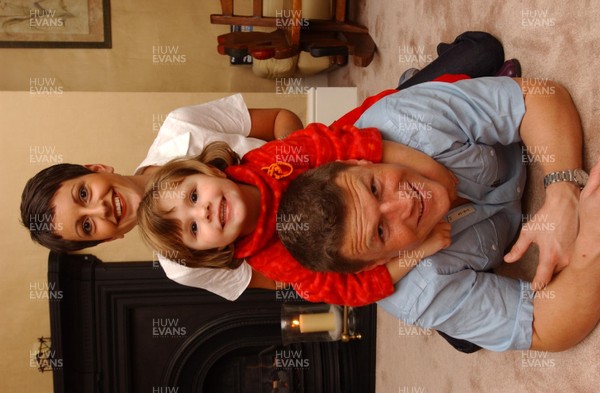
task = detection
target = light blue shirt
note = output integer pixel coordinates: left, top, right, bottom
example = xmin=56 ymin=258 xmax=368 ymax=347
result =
xmin=356 ymin=77 xmax=535 ymax=351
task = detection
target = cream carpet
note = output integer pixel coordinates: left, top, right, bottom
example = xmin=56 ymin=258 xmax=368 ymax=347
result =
xmin=329 ymin=1 xmax=600 ymax=392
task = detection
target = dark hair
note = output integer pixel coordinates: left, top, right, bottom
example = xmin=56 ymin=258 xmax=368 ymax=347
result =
xmin=277 ymin=161 xmax=369 ymax=273
xmin=20 ymin=164 xmax=103 ymax=252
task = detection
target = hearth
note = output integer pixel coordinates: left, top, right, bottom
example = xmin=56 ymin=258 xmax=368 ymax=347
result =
xmin=47 ymin=252 xmax=376 ymax=393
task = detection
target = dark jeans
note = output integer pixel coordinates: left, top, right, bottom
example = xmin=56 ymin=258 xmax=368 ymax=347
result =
xmin=397 ymin=31 xmax=505 ymax=90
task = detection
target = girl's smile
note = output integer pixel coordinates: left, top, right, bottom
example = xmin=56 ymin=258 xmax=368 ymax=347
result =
xmin=157 ymin=173 xmax=256 ymax=250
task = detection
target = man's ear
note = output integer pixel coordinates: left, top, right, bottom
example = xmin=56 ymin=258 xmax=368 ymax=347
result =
xmin=84 ymin=164 xmax=115 ymax=173
xmin=336 ymin=159 xmax=372 ymax=166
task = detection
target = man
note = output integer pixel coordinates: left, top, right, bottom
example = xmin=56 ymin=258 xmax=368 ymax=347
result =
xmin=278 ymin=76 xmax=596 ymax=351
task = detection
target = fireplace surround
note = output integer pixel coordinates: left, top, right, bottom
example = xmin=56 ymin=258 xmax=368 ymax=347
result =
xmin=47 ymin=252 xmax=376 ymax=393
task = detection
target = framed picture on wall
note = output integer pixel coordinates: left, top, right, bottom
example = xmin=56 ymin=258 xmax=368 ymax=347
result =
xmin=0 ymin=0 xmax=111 ymax=48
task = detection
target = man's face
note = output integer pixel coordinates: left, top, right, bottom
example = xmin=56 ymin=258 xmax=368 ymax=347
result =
xmin=335 ymin=162 xmax=451 ymax=266
xmin=52 ymin=169 xmax=144 ymax=242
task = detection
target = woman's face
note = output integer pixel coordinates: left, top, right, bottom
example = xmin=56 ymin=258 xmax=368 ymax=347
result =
xmin=51 ymin=171 xmax=143 ymax=242
xmin=156 ymin=173 xmax=249 ymax=250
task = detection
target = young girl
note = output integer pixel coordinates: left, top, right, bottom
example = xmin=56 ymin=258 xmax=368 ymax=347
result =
xmin=138 ymin=123 xmax=454 ymax=306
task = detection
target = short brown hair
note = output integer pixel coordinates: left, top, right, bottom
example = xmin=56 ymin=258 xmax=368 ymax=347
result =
xmin=137 ymin=142 xmax=244 ymax=269
xmin=20 ymin=164 xmax=103 ymax=252
xmin=277 ymin=161 xmax=370 ymax=273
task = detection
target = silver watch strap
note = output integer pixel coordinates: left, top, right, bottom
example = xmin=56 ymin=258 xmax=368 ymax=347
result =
xmin=543 ymin=169 xmax=588 ymax=189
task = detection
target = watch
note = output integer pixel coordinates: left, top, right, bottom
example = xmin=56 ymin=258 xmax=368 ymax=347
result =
xmin=543 ymin=168 xmax=589 ymax=189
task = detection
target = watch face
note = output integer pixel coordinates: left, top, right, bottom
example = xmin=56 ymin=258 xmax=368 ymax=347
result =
xmin=574 ymin=169 xmax=589 ymax=187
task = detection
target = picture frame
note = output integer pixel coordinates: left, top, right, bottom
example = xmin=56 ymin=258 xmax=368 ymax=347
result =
xmin=0 ymin=0 xmax=111 ymax=48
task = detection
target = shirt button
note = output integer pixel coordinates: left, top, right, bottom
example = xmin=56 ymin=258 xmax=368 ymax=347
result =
xmin=491 ymin=244 xmax=497 ymax=251
xmin=517 ymin=186 xmax=521 ymax=193
xmin=490 ymin=150 xmax=495 ymax=156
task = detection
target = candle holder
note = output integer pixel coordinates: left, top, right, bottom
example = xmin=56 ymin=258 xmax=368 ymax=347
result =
xmin=281 ymin=304 xmax=361 ymax=345
xmin=31 ymin=336 xmax=53 ymax=373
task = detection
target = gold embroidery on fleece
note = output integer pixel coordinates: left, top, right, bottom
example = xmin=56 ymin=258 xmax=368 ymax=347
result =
xmin=261 ymin=162 xmax=294 ymax=179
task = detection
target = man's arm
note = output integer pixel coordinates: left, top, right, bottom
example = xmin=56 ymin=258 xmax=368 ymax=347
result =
xmin=248 ymin=108 xmax=303 ymax=141
xmin=504 ymin=78 xmax=583 ymax=289
xmin=530 ymin=159 xmax=600 ymax=351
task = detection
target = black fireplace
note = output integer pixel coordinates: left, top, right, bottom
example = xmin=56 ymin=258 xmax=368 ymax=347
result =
xmin=47 ymin=252 xmax=376 ymax=393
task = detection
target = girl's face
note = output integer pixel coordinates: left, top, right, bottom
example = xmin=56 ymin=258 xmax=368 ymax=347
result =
xmin=156 ymin=173 xmax=248 ymax=250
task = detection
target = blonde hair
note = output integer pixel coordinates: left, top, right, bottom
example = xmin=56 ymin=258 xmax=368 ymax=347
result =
xmin=137 ymin=141 xmax=244 ymax=269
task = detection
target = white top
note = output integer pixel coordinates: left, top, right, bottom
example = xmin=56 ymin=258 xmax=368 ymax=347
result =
xmin=137 ymin=94 xmax=264 ymax=300
xmin=136 ymin=94 xmax=264 ymax=172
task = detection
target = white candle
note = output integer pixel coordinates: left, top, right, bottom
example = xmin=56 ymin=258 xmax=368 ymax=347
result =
xmin=298 ymin=312 xmax=336 ymax=333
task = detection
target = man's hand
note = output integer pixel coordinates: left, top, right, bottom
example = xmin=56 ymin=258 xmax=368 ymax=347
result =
xmin=504 ymin=182 xmax=580 ymax=290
